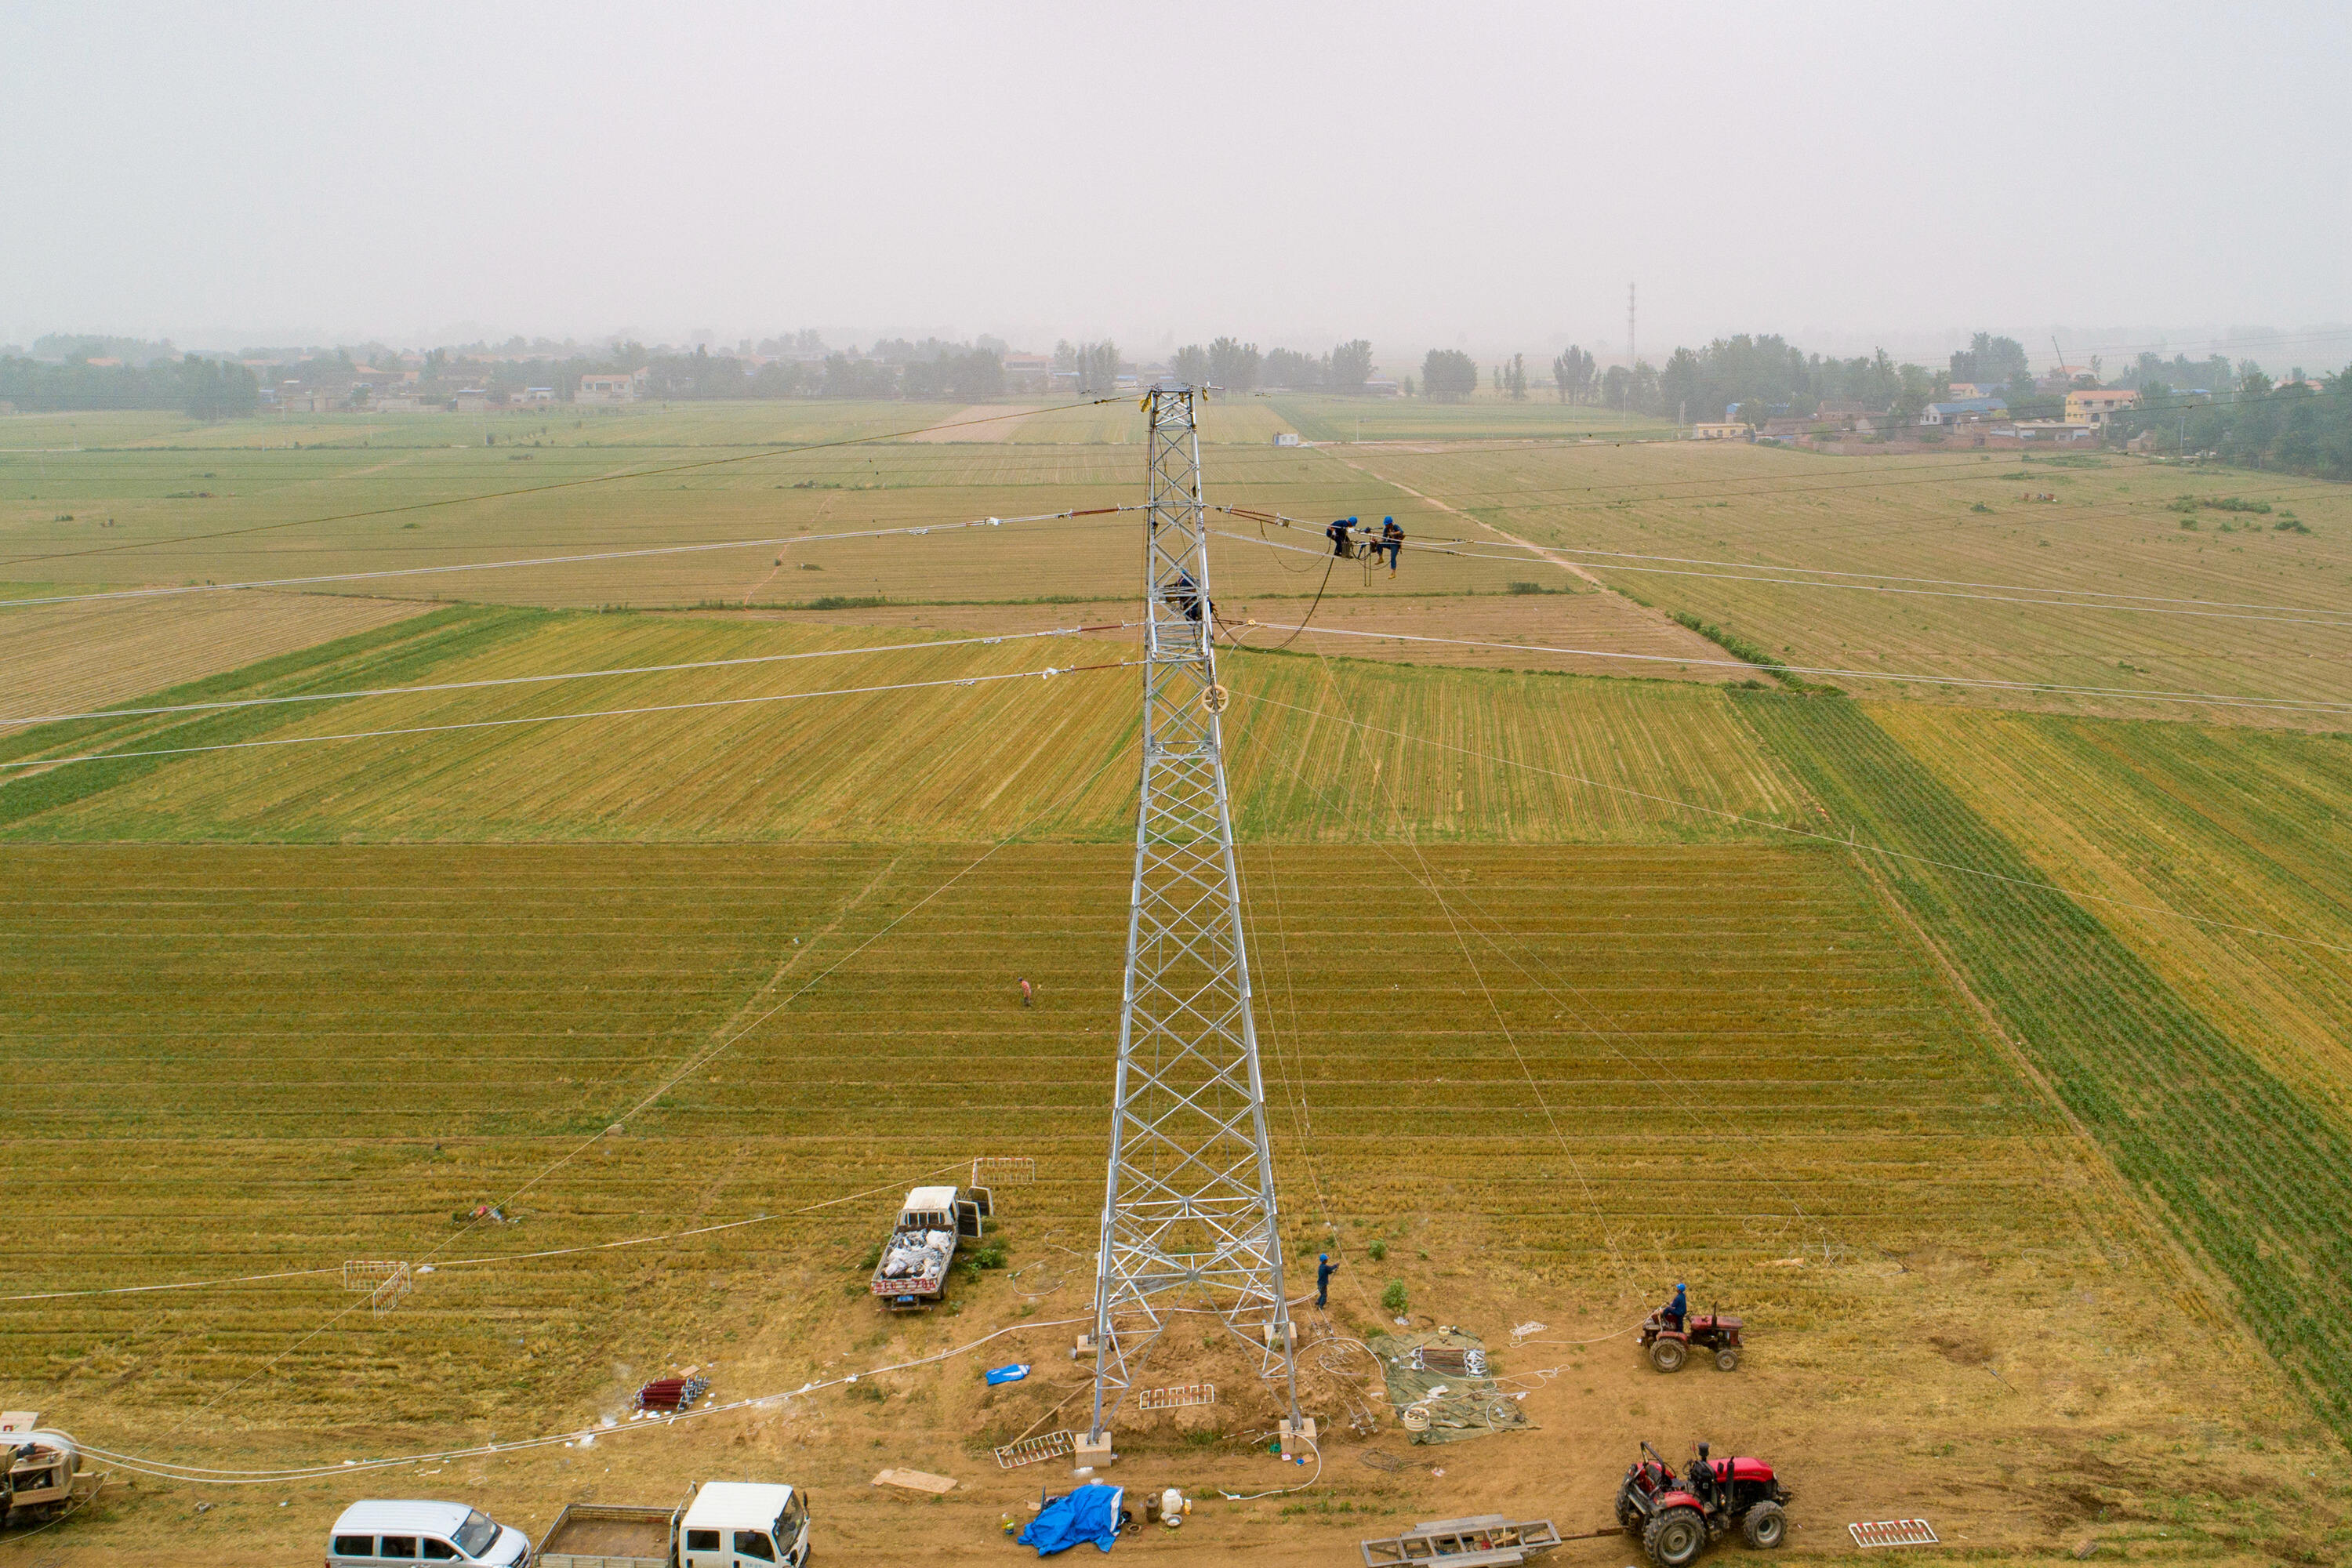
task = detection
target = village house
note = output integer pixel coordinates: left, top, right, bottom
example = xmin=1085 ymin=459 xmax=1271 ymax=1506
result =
xmin=1690 ymin=423 xmax=1749 ymax=441
xmin=579 ymin=371 xmax=642 ymax=404
xmin=1918 ymin=396 xmax=2007 ymax=426
xmin=2065 ymin=387 xmax=2142 ymax=426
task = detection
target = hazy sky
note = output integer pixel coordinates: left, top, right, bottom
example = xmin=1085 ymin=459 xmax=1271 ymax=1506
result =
xmin=5 ymin=2 xmax=2349 ymax=368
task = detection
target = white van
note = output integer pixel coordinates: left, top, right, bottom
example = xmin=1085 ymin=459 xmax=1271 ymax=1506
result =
xmin=327 ymin=1499 xmax=532 ymax=1566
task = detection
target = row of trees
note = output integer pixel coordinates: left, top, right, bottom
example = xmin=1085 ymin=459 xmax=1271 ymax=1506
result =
xmin=1167 ymin=338 xmax=1374 ymax=394
xmin=2117 ymin=368 xmax=2352 ymax=479
xmin=634 ymin=345 xmax=1004 ymax=401
xmin=1055 ymin=339 xmax=1123 ymax=394
xmin=0 ymin=354 xmax=259 ymax=418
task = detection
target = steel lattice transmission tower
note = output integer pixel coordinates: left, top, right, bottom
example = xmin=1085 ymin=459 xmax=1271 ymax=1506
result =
xmin=1084 ymin=382 xmax=1300 ymax=1452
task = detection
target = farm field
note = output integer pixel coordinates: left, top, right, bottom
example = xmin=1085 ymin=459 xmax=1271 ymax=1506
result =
xmin=1341 ymin=439 xmax=2352 ymax=725
xmin=5 ymin=840 xmax=2342 ymax=1566
xmin=1875 ymin=703 xmax=2352 ymax=1128
xmin=6 ymin=395 xmax=2352 ymax=1566
xmin=1735 ymin=689 xmax=2352 ymax=1450
xmin=1269 ymin=394 xmax=1666 ymax=444
xmin=701 ymin=586 xmax=1738 ymax=683
xmin=0 ymin=588 xmax=427 ymax=717
xmin=0 ymin=608 xmax=1801 ymax=844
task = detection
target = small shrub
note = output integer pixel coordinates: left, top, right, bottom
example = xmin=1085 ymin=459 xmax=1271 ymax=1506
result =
xmin=1367 ymin=1240 xmax=1388 ymax=1261
xmin=1381 ymin=1279 xmax=1409 ymax=1314
xmin=1969 ymin=502 xmax=1993 ymax=514
xmin=2276 ymin=517 xmax=2310 ymax=534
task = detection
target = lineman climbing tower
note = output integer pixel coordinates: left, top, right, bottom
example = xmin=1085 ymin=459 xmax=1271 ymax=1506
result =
xmin=1084 ymin=382 xmax=1301 ymax=1455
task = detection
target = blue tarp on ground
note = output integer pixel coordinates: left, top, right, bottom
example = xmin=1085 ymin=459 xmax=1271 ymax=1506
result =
xmin=1018 ymin=1484 xmax=1123 ymax=1555
xmin=985 ymin=1362 xmax=1031 ymax=1385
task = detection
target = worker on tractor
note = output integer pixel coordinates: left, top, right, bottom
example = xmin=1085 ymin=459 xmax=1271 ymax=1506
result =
xmin=1688 ymin=1441 xmax=1717 ymax=1505
xmin=1664 ymin=1282 xmax=1688 ymax=1333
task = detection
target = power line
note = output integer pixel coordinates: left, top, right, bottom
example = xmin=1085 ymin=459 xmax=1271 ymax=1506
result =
xmin=0 ymin=397 xmax=1128 ymax=570
xmin=0 ymin=622 xmax=1131 ymax=729
xmin=1233 ymin=691 xmax=2352 ymax=958
xmin=1218 ymin=502 xmax=2351 ymax=617
xmin=1209 ymin=526 xmax=2352 ymax=633
xmin=1230 ymin=619 xmax=2352 ymax=717
xmin=120 ymin=742 xmax=1135 ymax=1440
xmin=0 ymin=659 xmax=1138 ymax=774
xmin=1 ymin=506 xmax=1144 ymax=611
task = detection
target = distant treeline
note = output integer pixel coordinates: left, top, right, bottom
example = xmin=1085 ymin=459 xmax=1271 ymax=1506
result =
xmin=2119 ymin=369 xmax=2352 ymax=480
xmin=0 ymin=354 xmax=258 ymax=418
xmin=1170 ymin=338 xmax=1375 ymax=394
xmin=1654 ymin=336 xmax=1937 ymax=424
xmin=633 ymin=345 xmax=1005 ymax=401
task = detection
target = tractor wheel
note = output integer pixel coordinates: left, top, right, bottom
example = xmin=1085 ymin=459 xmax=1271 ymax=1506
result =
xmin=1715 ymin=1347 xmax=1740 ymax=1371
xmin=1644 ymin=1506 xmax=1708 ymax=1568
xmin=1742 ymin=1501 xmax=1787 ymax=1550
xmin=1650 ymin=1338 xmax=1687 ymax=1373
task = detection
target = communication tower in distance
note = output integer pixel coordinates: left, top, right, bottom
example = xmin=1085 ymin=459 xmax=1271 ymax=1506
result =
xmin=1082 ymin=382 xmax=1301 ymax=1460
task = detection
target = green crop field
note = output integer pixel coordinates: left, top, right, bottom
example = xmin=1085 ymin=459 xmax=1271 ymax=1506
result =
xmin=1736 ymin=689 xmax=2352 ymax=1439
xmin=1876 ymin=703 xmax=2352 ymax=1125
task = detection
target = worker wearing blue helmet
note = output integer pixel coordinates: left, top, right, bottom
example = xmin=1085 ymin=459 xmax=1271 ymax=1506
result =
xmin=1664 ymin=1281 xmax=1688 ymax=1332
xmin=1379 ymin=516 xmax=1405 ymax=575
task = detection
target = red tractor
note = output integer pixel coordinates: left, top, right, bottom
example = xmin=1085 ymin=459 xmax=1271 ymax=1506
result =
xmin=1615 ymin=1441 xmax=1788 ymax=1567
xmin=1639 ymin=1307 xmax=1744 ymax=1372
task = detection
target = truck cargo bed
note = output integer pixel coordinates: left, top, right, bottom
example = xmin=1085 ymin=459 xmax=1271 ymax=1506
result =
xmin=536 ymin=1501 xmax=676 ymax=1568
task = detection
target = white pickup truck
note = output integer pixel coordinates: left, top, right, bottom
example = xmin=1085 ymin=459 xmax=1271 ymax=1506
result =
xmin=536 ymin=1482 xmax=810 ymax=1568
xmin=869 ymin=1184 xmax=991 ymax=1311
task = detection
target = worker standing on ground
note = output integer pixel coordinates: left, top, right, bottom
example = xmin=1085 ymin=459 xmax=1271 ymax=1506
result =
xmin=1316 ymin=1253 xmax=1339 ymax=1308
xmin=1664 ymin=1281 xmax=1687 ymax=1332
xmin=1019 ymin=978 xmax=1034 ymax=1008
xmin=1380 ymin=516 xmax=1405 ymax=576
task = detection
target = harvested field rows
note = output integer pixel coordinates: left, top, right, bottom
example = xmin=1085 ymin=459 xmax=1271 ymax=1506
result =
xmin=0 ymin=590 xmax=428 ymax=717
xmin=0 ymin=610 xmax=1806 ymax=844
xmin=701 ymin=588 xmax=1733 ymax=683
xmin=1737 ymin=689 xmax=2352 ymax=1439
xmin=1878 ymin=703 xmax=2352 ymax=1128
xmin=1345 ymin=441 xmax=2352 ymax=724
xmin=13 ymin=840 xmax=2330 ymax=1567
xmin=0 ymin=841 xmax=2060 ymax=1415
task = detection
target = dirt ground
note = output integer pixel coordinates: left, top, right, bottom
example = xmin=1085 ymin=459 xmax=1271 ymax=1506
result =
xmin=23 ymin=1200 xmax=2346 ymax=1568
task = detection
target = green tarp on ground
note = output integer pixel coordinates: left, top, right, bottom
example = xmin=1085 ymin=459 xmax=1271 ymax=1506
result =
xmin=1367 ymin=1329 xmax=1531 ymax=1446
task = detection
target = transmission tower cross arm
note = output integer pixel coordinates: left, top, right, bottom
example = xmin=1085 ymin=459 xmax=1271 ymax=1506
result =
xmin=1084 ymin=382 xmax=1300 ymax=1459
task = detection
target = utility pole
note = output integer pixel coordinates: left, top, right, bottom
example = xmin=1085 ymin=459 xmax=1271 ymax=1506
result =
xmin=1082 ymin=379 xmax=1302 ymax=1466
xmin=1626 ymin=282 xmax=1637 ymax=418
